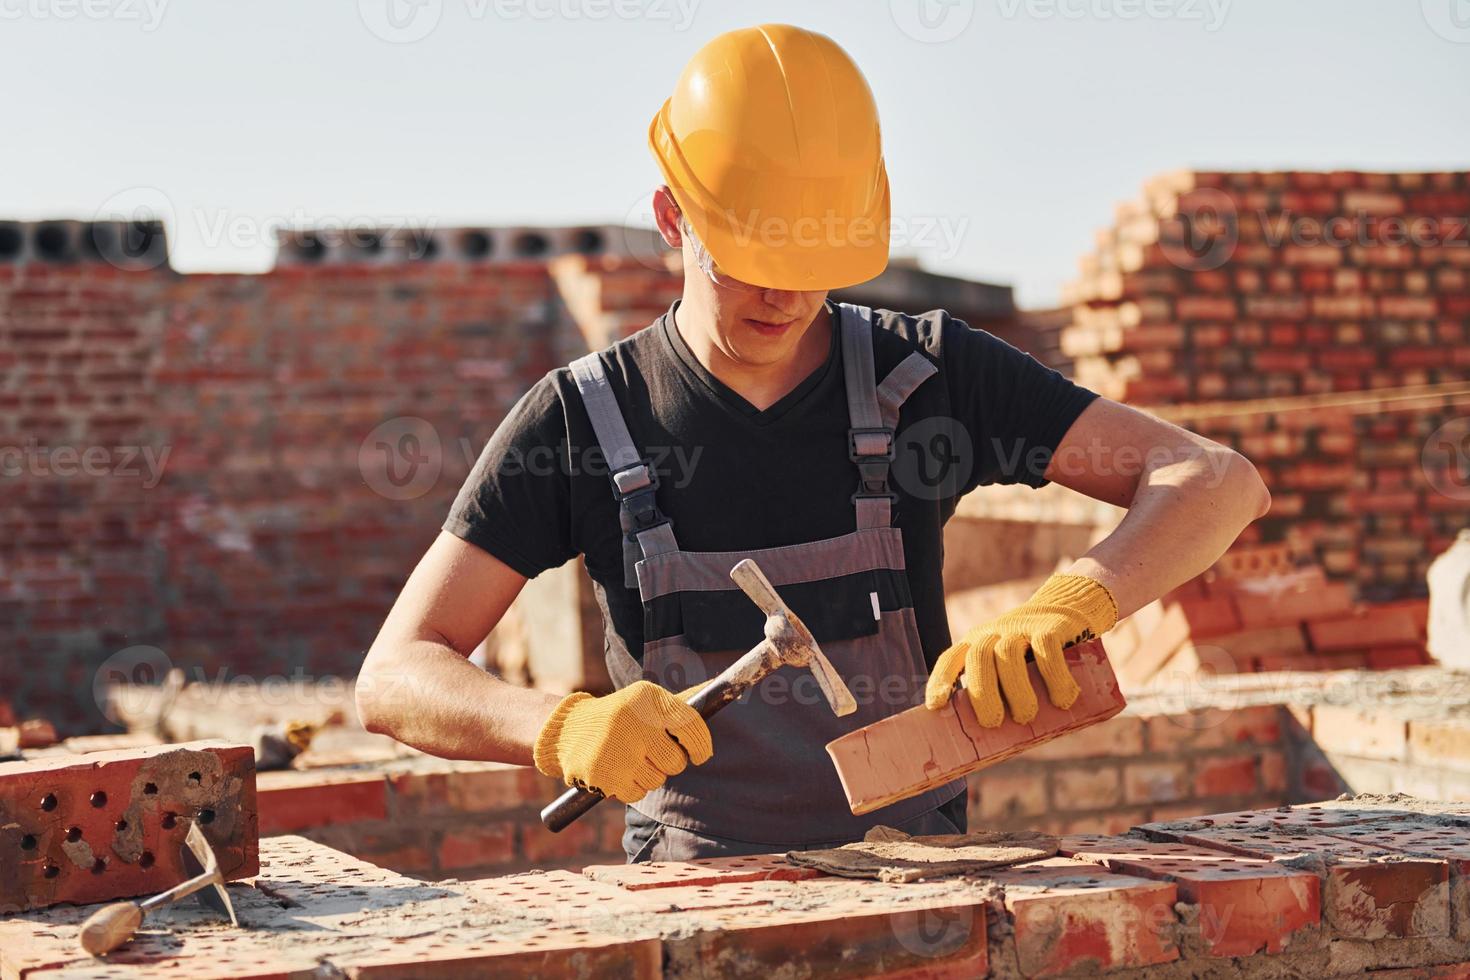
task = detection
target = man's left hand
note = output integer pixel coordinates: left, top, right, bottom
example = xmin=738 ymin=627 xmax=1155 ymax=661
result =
xmin=924 ymin=573 xmax=1118 ymax=728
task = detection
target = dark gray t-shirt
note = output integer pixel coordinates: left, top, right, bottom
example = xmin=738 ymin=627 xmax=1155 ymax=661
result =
xmin=444 ymin=301 xmax=1098 ymax=673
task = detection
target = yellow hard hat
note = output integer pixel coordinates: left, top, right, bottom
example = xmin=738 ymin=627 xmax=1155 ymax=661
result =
xmin=649 ymin=24 xmax=890 ymax=291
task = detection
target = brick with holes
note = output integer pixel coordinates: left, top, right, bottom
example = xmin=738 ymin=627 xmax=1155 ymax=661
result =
xmin=1061 ymin=834 xmax=1321 ymax=957
xmin=339 ymin=928 xmax=664 ymax=979
xmin=0 ymin=740 xmax=257 ymax=913
xmin=460 ymin=868 xmax=776 ymax=918
xmin=581 ymin=853 xmax=824 ymax=891
xmin=1163 ymin=825 xmax=1451 ymax=940
xmin=1138 ymin=800 xmax=1419 ymax=835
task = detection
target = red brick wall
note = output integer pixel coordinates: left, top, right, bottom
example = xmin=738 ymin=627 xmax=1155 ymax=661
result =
xmin=2 ymin=256 xmax=575 ymax=731
xmin=257 ymin=760 xmax=627 ymax=878
xmin=1061 ymin=170 xmax=1470 ymax=600
xmin=249 ymin=703 xmax=1295 ymax=879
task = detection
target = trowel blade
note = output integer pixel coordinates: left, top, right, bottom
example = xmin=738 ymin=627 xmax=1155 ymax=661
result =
xmin=181 ymin=825 xmax=238 ymax=927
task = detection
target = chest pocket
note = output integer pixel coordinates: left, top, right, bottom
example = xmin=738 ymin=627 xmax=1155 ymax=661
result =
xmin=644 ymin=567 xmax=912 ymax=654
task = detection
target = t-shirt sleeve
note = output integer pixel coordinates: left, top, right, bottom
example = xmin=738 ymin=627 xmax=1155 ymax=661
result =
xmin=442 ymin=372 xmax=578 ymax=579
xmin=943 ymin=314 xmax=1100 ymax=491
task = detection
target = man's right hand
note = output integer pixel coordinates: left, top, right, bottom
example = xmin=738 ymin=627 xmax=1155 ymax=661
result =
xmin=533 ymin=681 xmax=713 ymax=803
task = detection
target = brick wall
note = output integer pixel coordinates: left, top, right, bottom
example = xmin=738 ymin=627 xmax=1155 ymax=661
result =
xmin=248 ymin=701 xmax=1296 ymax=879
xmin=971 ymin=706 xmax=1289 ymax=837
xmin=1061 ymin=170 xmax=1470 ymax=601
xmin=256 ymin=759 xmax=627 ymax=878
xmin=243 ymin=690 xmax=1470 ymax=882
xmin=2 ymin=243 xmax=580 ymax=731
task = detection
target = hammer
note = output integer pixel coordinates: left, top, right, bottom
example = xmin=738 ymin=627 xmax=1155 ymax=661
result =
xmin=540 ymin=557 xmax=856 ymax=831
xmin=79 ymin=823 xmax=238 ymax=956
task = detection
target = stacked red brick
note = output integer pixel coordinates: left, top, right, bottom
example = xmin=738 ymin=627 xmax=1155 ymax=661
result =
xmin=548 ymin=251 xmax=684 ymax=350
xmin=1061 ymin=170 xmax=1470 ymax=602
xmin=1109 ymin=543 xmax=1431 ymax=684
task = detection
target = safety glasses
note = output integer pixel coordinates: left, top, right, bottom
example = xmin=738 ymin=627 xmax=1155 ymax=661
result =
xmin=676 ymin=209 xmax=766 ymax=292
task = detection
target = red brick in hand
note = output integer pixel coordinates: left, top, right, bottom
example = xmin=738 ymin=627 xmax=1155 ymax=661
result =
xmin=826 ymin=639 xmax=1124 ymax=815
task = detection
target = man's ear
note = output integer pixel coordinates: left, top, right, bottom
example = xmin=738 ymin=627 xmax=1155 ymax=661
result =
xmin=651 ymin=186 xmax=683 ymax=248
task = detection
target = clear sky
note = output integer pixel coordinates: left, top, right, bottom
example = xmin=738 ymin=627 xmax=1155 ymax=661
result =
xmin=4 ymin=0 xmax=1467 ymax=306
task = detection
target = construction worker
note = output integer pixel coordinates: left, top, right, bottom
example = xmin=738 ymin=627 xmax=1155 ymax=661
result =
xmin=357 ymin=24 xmax=1270 ymax=861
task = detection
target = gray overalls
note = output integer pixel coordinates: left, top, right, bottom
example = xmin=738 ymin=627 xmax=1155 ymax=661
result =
xmin=570 ymin=303 xmax=967 ymax=862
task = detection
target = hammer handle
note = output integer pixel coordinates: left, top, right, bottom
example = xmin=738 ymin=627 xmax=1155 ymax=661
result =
xmin=538 ymin=644 xmax=771 ymax=833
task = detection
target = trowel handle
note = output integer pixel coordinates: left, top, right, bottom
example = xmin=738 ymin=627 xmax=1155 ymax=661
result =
xmin=79 ymin=901 xmax=145 ymax=956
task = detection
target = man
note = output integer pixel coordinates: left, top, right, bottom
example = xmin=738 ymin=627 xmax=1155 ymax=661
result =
xmin=357 ymin=24 xmax=1270 ymax=862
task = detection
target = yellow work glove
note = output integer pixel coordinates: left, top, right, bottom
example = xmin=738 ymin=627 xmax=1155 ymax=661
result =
xmin=533 ymin=680 xmax=713 ymax=803
xmin=924 ymin=574 xmax=1118 ymax=728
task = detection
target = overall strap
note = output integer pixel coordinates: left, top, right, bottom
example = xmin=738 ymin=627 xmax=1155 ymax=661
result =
xmin=570 ymin=352 xmax=678 ymax=589
xmin=838 ymin=303 xmax=939 ymax=529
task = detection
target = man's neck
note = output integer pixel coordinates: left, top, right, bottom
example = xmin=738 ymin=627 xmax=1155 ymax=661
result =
xmin=673 ymin=301 xmax=833 ymax=413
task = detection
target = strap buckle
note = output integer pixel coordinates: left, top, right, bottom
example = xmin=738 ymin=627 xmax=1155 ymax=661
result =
xmin=848 ymin=426 xmax=898 ymax=506
xmin=848 ymin=426 xmax=895 ymax=462
xmin=609 ymin=460 xmax=670 ymax=536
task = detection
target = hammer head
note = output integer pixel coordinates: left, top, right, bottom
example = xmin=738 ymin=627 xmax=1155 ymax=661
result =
xmin=730 ymin=559 xmax=857 ymax=716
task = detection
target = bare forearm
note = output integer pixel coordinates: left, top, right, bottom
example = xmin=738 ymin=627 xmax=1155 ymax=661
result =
xmin=357 ymin=640 xmax=562 ymax=766
xmin=1065 ymin=450 xmax=1270 ymax=619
